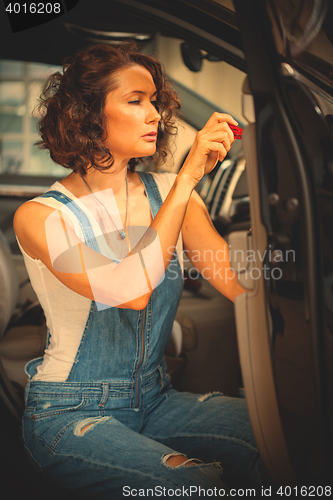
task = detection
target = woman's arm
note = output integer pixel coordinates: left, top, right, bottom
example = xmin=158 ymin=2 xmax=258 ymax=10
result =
xmin=14 ymin=112 xmax=238 ymax=310
xmin=182 ymin=190 xmax=247 ymax=303
xmin=13 ymin=178 xmax=191 ymax=311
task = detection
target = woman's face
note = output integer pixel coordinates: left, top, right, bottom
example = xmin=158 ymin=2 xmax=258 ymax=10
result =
xmin=103 ymin=65 xmax=161 ymax=164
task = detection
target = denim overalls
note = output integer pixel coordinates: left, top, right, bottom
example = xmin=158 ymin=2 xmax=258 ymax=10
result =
xmin=22 ymin=172 xmax=273 ymax=498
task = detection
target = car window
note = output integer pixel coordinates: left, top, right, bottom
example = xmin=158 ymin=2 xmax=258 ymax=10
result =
xmin=271 ymin=0 xmax=333 ymax=61
xmin=155 ymin=35 xmax=245 ymax=172
xmin=0 ymin=60 xmax=64 ymax=177
xmin=268 ymin=0 xmax=333 ymax=89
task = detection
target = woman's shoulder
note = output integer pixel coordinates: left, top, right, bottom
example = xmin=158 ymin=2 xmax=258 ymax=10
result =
xmin=13 ymin=182 xmax=67 ymax=241
xmin=14 ymin=195 xmax=56 ymax=220
xmin=13 ymin=199 xmax=53 ymax=242
xmin=14 ymin=181 xmax=73 ymax=220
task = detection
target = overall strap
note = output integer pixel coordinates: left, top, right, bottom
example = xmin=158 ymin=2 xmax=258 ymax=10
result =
xmin=137 ymin=172 xmax=163 ymax=217
xmin=138 ymin=172 xmax=182 ymax=269
xmin=39 ymin=190 xmax=100 ymax=253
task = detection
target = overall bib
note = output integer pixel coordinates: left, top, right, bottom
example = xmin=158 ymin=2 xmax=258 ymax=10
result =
xmin=22 ymin=172 xmax=272 ymax=498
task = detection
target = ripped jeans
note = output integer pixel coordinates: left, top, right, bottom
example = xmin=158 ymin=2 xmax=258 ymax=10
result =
xmin=22 ymin=380 xmax=274 ymax=499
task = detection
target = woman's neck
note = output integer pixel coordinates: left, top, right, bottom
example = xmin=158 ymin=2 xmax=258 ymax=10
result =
xmin=61 ymin=160 xmax=131 ymax=198
xmin=82 ymin=163 xmax=129 ymax=195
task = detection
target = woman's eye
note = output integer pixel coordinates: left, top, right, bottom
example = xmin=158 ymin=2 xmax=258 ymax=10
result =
xmin=151 ymin=101 xmax=159 ymax=111
xmin=129 ymin=100 xmax=141 ymax=105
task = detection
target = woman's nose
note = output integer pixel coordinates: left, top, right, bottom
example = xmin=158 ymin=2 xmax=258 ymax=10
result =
xmin=147 ymin=102 xmax=161 ymax=123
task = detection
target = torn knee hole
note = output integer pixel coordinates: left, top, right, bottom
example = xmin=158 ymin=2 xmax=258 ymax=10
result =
xmin=167 ymin=455 xmax=196 ymax=468
xmin=162 ymin=453 xmax=199 ymax=468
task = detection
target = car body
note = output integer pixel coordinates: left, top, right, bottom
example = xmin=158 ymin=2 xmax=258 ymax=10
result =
xmin=0 ymin=0 xmax=332 ymax=494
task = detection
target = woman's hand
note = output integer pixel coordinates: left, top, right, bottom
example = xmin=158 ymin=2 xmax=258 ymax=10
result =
xmin=179 ymin=112 xmax=238 ymax=188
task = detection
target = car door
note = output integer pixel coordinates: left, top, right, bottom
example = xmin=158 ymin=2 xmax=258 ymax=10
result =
xmin=232 ymin=0 xmax=333 ymax=487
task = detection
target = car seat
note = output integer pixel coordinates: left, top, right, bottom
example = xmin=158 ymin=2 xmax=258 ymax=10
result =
xmin=0 ymin=239 xmax=46 ymax=419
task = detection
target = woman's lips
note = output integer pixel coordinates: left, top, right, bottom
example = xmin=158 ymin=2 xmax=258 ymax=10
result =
xmin=142 ymin=132 xmax=158 ymax=141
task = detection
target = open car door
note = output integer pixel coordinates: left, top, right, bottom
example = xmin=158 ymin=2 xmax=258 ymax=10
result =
xmin=231 ymin=0 xmax=333 ymax=487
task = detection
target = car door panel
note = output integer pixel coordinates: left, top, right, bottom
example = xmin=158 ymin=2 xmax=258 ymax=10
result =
xmin=234 ymin=0 xmax=333 ymax=486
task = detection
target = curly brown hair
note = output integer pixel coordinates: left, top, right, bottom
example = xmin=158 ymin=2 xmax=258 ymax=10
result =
xmin=35 ymin=42 xmax=181 ymax=175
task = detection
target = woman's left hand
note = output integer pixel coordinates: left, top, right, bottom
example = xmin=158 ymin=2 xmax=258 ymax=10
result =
xmin=178 ymin=112 xmax=237 ymax=189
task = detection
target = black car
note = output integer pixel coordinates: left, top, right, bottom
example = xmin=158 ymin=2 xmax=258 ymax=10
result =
xmin=0 ymin=0 xmax=332 ymax=495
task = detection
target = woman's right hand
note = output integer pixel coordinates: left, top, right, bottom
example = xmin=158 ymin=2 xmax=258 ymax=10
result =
xmin=178 ymin=112 xmax=238 ymax=188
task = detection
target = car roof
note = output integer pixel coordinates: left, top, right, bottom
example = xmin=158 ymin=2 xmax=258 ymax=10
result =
xmin=0 ymin=0 xmax=245 ymax=69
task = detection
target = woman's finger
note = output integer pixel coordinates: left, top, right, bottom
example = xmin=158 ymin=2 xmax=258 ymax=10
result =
xmin=204 ymin=111 xmax=238 ymax=128
xmin=205 ymin=141 xmax=228 ymax=173
xmin=221 ymin=137 xmax=231 ymax=153
xmin=197 ymin=124 xmax=234 ymax=145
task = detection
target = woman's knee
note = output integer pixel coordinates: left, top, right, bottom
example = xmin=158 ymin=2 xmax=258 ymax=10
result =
xmin=162 ymin=453 xmax=197 ymax=468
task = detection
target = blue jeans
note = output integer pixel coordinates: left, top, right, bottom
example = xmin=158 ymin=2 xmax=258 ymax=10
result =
xmin=23 ymin=379 xmax=273 ymax=499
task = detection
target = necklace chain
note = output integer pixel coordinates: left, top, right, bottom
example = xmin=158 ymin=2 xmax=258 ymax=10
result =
xmin=80 ymin=171 xmax=129 ymax=240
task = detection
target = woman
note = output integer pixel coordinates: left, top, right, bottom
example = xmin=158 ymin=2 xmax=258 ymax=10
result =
xmin=14 ymin=43 xmax=273 ymax=498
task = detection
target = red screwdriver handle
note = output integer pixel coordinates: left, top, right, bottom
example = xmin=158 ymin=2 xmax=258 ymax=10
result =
xmin=229 ymin=124 xmax=243 ymax=140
